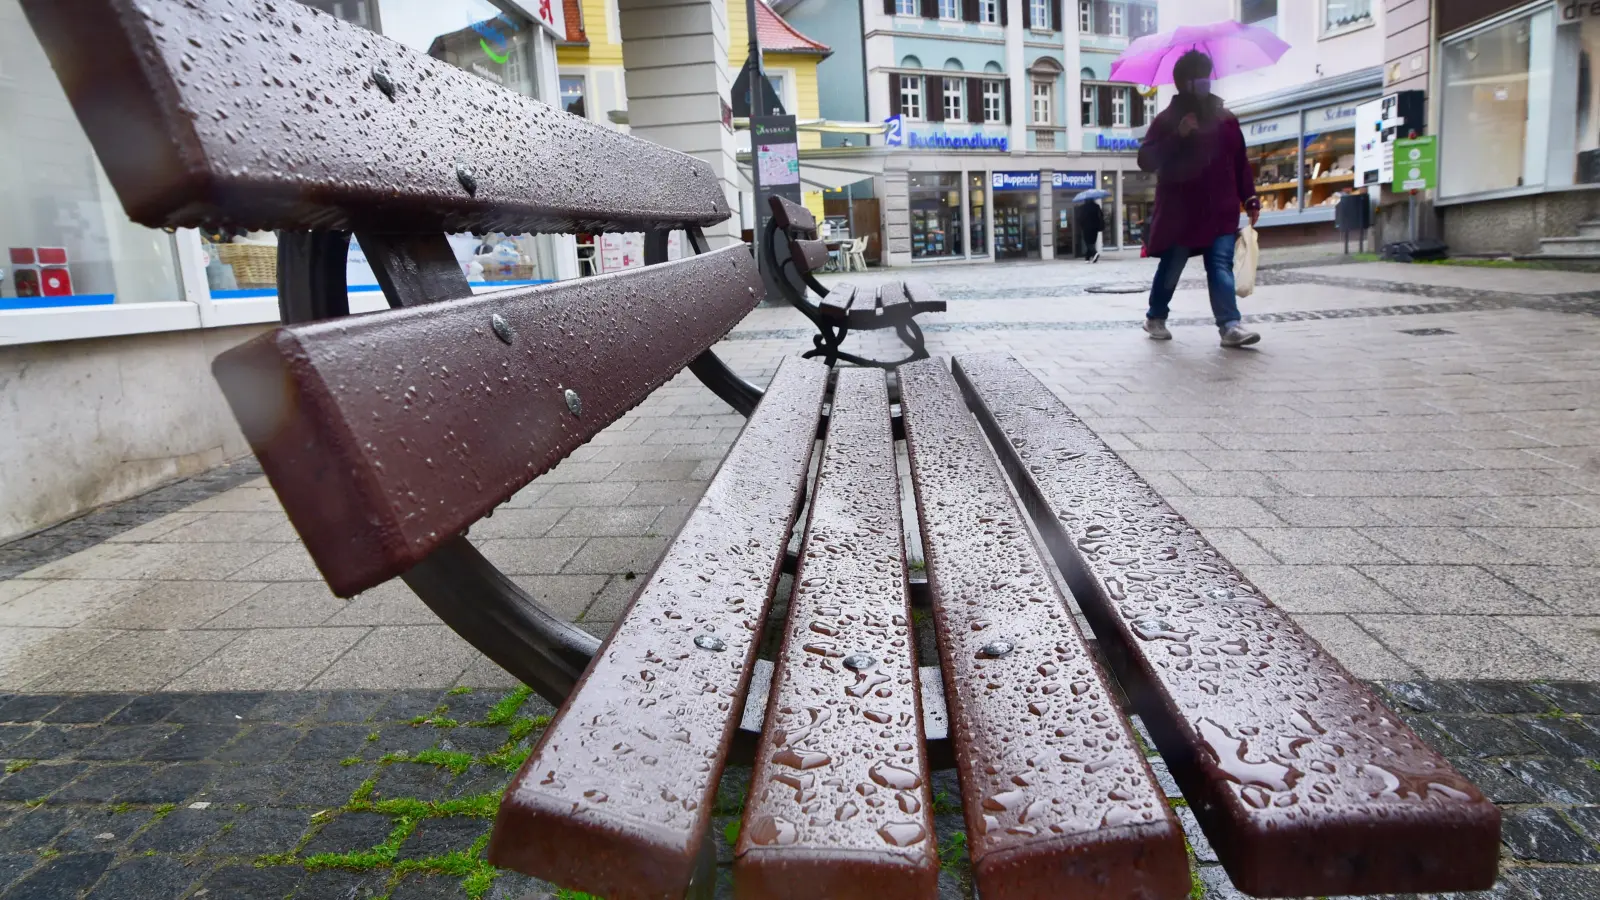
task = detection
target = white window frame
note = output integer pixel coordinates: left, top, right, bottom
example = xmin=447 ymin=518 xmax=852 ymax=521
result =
xmin=1112 ymin=87 xmax=1128 ymax=126
xmin=943 ymin=77 xmax=965 ymax=121
xmin=896 ymin=0 xmax=918 ymax=15
xmin=1032 ymin=80 xmax=1053 ymax=125
xmin=1140 ymin=6 xmax=1157 ymax=33
xmin=1030 ymin=0 xmax=1052 ymax=30
xmin=1108 ymin=3 xmax=1124 ymax=35
xmin=1320 ymin=0 xmax=1374 ymax=38
xmin=978 ymin=0 xmax=1000 ymax=24
xmin=982 ymin=80 xmax=1005 ymax=122
xmin=1079 ymin=0 xmax=1092 ymax=31
xmin=938 ymin=0 xmax=960 ymax=20
xmin=1081 ymin=85 xmax=1095 ymax=126
xmin=900 ymin=74 xmax=924 ymax=121
xmin=1144 ymin=92 xmax=1157 ymax=122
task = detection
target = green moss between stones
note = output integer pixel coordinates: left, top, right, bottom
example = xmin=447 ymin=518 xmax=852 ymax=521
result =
xmin=483 ymin=686 xmax=533 ymax=726
xmin=938 ymin=831 xmax=968 ymax=874
xmin=722 ymin=819 xmax=740 ymax=846
xmin=408 ymin=748 xmax=475 ymax=776
xmin=448 ymin=686 xmax=473 ymax=696
xmin=4 ymin=760 xmax=34 ymax=774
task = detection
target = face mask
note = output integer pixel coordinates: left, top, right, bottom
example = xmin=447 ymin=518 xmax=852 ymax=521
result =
xmin=1192 ymin=78 xmax=1213 ymax=97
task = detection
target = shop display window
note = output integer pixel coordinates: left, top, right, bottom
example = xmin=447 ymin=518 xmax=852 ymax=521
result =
xmin=1567 ymin=14 xmax=1600 ymax=184
xmin=1 ymin=0 xmax=181 ymax=309
xmin=910 ymin=173 xmax=964 ymax=260
xmin=1441 ymin=10 xmax=1546 ymax=197
xmin=1121 ymin=171 xmax=1155 ymax=245
xmin=1248 ymin=138 xmax=1300 ymax=213
xmin=968 ymin=174 xmax=988 ymax=256
xmin=1301 ymin=124 xmax=1356 ymax=210
xmin=995 ymin=191 xmax=1039 ymax=260
xmin=1099 ymin=171 xmax=1118 ymax=243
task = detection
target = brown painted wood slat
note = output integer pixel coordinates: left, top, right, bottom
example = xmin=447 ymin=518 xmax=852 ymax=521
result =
xmin=819 ymin=284 xmax=856 ymax=323
xmin=487 ymin=357 xmax=830 ymax=899
xmin=953 ymin=353 xmax=1501 ymax=898
xmin=212 ymin=245 xmax=761 ymax=598
xmin=897 ymin=358 xmax=1189 ymax=900
xmin=19 ymin=0 xmax=729 ymax=235
xmin=768 ymin=195 xmax=817 ymax=234
xmin=904 ymin=283 xmax=949 ymax=315
xmin=734 ymin=367 xmax=938 ymax=900
xmin=788 ymin=237 xmax=832 ymax=276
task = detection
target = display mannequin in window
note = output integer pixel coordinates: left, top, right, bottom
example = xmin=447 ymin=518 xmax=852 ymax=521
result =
xmin=1136 ymin=51 xmax=1262 ymax=348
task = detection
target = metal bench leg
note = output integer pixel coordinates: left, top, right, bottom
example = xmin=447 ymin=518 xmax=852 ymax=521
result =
xmin=277 ymin=230 xmax=604 ymax=708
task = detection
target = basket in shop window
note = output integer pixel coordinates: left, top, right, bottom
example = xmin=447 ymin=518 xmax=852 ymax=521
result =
xmin=214 ymin=243 xmax=278 ymax=287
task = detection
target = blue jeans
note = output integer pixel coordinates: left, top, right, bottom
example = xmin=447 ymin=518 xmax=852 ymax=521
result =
xmin=1146 ymin=234 xmax=1241 ymax=329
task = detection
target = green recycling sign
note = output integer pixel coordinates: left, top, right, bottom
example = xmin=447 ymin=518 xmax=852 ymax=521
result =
xmin=1393 ymin=136 xmax=1437 ymax=191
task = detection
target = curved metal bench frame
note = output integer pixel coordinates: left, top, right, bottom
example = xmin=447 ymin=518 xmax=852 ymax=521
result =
xmin=279 ymin=229 xmax=946 ymax=767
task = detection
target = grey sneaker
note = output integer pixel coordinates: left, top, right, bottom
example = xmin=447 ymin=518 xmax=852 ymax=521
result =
xmin=1220 ymin=324 xmax=1261 ymax=348
xmin=1143 ymin=319 xmax=1172 ymax=341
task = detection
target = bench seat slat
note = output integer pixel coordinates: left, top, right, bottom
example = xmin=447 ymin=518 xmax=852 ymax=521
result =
xmin=818 ymin=284 xmax=856 ymax=323
xmin=953 ymin=353 xmax=1501 ymax=898
xmin=487 ymin=357 xmax=829 ymax=899
xmin=904 ymin=283 xmax=949 ymax=316
xmin=22 ymin=0 xmax=729 ymax=234
xmin=848 ymin=283 xmax=904 ymax=329
xmin=735 ymin=368 xmax=938 ymax=899
xmin=212 ymin=245 xmax=760 ymax=598
xmin=897 ymin=359 xmax=1189 ymax=900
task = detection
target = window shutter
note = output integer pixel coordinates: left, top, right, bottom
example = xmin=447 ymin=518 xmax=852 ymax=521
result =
xmin=927 ymin=77 xmax=945 ymax=122
xmin=962 ymin=0 xmax=979 ymax=21
xmin=1021 ymin=0 xmax=1031 ymax=29
xmin=1093 ymin=0 xmax=1109 ymax=33
xmin=1131 ymin=89 xmax=1146 ymax=127
xmin=1049 ymin=0 xmax=1061 ymax=30
xmin=1000 ymin=0 xmax=1008 ymax=25
xmin=1097 ymin=85 xmax=1114 ymax=127
xmin=1004 ymin=81 xmax=1012 ymax=123
xmin=889 ymin=73 xmax=902 ymax=117
xmin=967 ymin=78 xmax=984 ymax=123
xmin=921 ymin=0 xmax=938 ymax=18
xmin=885 ymin=0 xmax=896 ymax=13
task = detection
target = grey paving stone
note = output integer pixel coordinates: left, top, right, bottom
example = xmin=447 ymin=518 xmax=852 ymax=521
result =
xmin=375 ymin=690 xmax=448 ymax=723
xmin=560 ymin=536 xmax=670 ymax=575
xmin=395 ymin=817 xmax=488 ymax=860
xmin=0 ymin=854 xmax=33 ymax=893
xmin=309 ymin=627 xmax=482 ymax=691
xmin=41 ymin=694 xmax=132 ymax=725
xmin=0 ymin=694 xmax=65 ymax=723
xmin=1429 ymin=716 xmax=1544 ymax=758
xmin=372 ymin=762 xmax=458 ymax=802
xmin=1450 ymin=758 xmax=1544 ymax=804
xmin=54 ymin=764 xmax=158 ymax=802
xmin=0 ymin=762 xmax=87 ymax=800
xmin=1380 ymin=681 xmax=1481 ymax=714
xmin=2 ymin=851 xmax=114 ymax=900
xmin=212 ymin=723 xmax=302 ymax=763
xmin=291 ymin=725 xmax=373 ymax=760
xmin=1457 ymin=682 xmax=1558 ymax=714
xmin=390 ymin=874 xmax=468 ymax=899
xmin=1355 ymin=616 xmax=1560 ymax=680
xmin=0 ymin=724 xmax=32 ymax=752
xmin=206 ymin=807 xmax=312 ymax=856
xmin=277 ymin=761 xmax=377 ymax=806
xmin=1356 ymin=565 xmax=1546 ymax=615
xmin=142 ymin=724 xmax=241 ymax=761
xmin=51 ymin=808 xmax=154 ymax=851
xmin=130 ymin=807 xmax=235 ymax=854
xmin=6 ymin=725 xmax=99 ymax=759
xmin=199 ymin=761 xmax=297 ymax=806
xmin=301 ymin=811 xmax=396 ymax=855
xmin=1245 ymin=565 xmax=1405 ymax=614
xmin=295 ymin=868 xmax=387 ymax=899
xmin=1517 ymin=717 xmax=1600 ymax=758
xmin=1175 ymin=807 xmax=1218 ymax=863
xmin=112 ymin=762 xmax=214 ymax=804
xmin=85 ymin=853 xmax=200 ymax=899
xmin=1244 ymin=527 xmax=1403 ymax=564
xmin=1531 ymin=682 xmax=1600 ymax=715
xmin=1501 ymin=757 xmax=1600 ymax=805
xmin=1501 ymin=807 xmax=1600 ymax=863
xmin=1511 ymin=865 xmax=1600 ymax=900
xmin=314 ymin=690 xmax=393 ymax=725
xmin=367 ymin=724 xmax=443 ymax=760
xmin=1566 ymin=806 xmax=1600 ymax=841
xmin=0 ymin=807 xmax=72 ymax=851
xmin=243 ymin=691 xmax=331 ymax=724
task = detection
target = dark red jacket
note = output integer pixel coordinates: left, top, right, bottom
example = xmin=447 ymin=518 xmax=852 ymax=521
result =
xmin=1137 ymin=97 xmax=1260 ymax=257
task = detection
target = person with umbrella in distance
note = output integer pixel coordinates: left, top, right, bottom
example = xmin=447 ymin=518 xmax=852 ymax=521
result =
xmin=1073 ymin=189 xmax=1108 ymax=262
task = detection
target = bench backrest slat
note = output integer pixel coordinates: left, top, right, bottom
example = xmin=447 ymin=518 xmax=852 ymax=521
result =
xmin=213 ymin=245 xmax=761 ymax=598
xmin=735 ymin=368 xmax=938 ymax=896
xmin=488 ymin=357 xmax=830 ymax=898
xmin=954 ymin=353 xmax=1502 ymax=898
xmin=768 ymin=195 xmax=817 ymax=234
xmin=787 ymin=237 xmax=831 ymax=274
xmin=21 ymin=0 xmax=729 ymax=234
xmin=898 ymin=358 xmax=1189 ymax=899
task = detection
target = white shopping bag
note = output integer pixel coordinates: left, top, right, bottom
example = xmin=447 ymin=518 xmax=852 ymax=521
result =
xmin=1234 ymin=224 xmax=1260 ymax=298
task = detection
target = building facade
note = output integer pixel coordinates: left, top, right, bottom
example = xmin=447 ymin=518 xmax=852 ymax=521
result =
xmin=859 ymin=0 xmax=1163 ymax=265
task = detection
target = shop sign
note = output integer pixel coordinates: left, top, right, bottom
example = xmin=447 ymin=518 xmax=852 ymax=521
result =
xmin=1563 ymin=1 xmax=1600 ymax=21
xmin=500 ymin=0 xmax=568 ymax=41
xmin=1243 ymin=112 xmax=1301 ymax=146
xmin=1306 ymin=101 xmax=1361 ymax=130
xmin=1393 ymin=135 xmax=1437 ymax=191
xmin=991 ymin=171 xmax=1040 ymax=191
xmin=1051 ymin=171 xmax=1096 ymax=190
xmin=884 ymin=116 xmax=1009 ymax=151
xmin=1095 ymin=134 xmax=1140 ymax=152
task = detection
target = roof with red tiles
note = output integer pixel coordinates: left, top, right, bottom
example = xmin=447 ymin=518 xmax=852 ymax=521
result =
xmin=756 ymin=0 xmax=830 ymax=55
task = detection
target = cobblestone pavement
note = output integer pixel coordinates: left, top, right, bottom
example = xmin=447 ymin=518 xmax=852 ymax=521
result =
xmin=0 ymin=681 xmax=1593 ymax=899
xmin=1 ymin=252 xmax=1598 ymax=896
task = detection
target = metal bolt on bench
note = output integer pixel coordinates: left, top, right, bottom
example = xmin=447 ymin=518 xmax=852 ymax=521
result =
xmin=23 ymin=0 xmax=1501 ymax=897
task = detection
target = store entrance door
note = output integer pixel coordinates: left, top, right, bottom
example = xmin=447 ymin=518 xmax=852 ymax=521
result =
xmin=994 ymin=192 xmax=1040 ymax=259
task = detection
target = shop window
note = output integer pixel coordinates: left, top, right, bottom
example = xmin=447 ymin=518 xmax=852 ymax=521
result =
xmin=939 ymin=0 xmax=959 ymax=20
xmin=1239 ymin=0 xmax=1276 ymax=33
xmin=983 ymin=82 xmax=1006 ymax=122
xmin=1 ymin=0 xmax=181 ymax=309
xmin=896 ymin=0 xmax=917 ymax=14
xmin=909 ymin=173 xmax=964 ymax=259
xmin=1441 ymin=11 xmax=1549 ymax=196
xmin=1033 ymin=81 xmax=1054 ymax=125
xmin=1099 ymin=171 xmax=1118 ymax=242
xmin=1079 ymin=0 xmax=1092 ymax=32
xmin=900 ymin=75 xmax=925 ymax=121
xmin=1081 ymin=85 xmax=1096 ymax=125
xmin=979 ymin=0 xmax=999 ymax=23
xmin=1322 ymin=0 xmax=1372 ymax=38
xmin=995 ymin=186 xmax=1040 ymax=259
xmin=1122 ymin=171 xmax=1156 ymax=245
xmin=968 ymin=173 xmax=989 ymax=256
xmin=559 ymin=76 xmax=587 ymax=118
xmin=1302 ymin=105 xmax=1357 ymax=210
xmin=1573 ymin=15 xmax=1600 ymax=184
xmin=1248 ymin=137 xmax=1300 ymax=214
xmin=1112 ymin=88 xmax=1129 ymax=126
xmin=1108 ymin=3 xmax=1124 ymax=36
xmin=1030 ymin=0 xmax=1051 ymax=30
xmin=944 ymin=78 xmax=966 ymax=121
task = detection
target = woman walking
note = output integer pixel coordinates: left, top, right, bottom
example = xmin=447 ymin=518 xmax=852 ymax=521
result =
xmin=1137 ymin=50 xmax=1261 ymax=348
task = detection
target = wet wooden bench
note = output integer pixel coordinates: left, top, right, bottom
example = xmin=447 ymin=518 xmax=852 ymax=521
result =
xmin=766 ymin=196 xmax=946 ymax=369
xmin=26 ymin=0 xmax=1501 ymax=898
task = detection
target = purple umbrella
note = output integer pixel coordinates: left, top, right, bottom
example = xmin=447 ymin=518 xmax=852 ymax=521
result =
xmin=1109 ymin=21 xmax=1290 ymax=86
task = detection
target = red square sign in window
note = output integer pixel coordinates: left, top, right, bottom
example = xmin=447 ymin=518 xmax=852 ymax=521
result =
xmin=36 ymin=247 xmax=68 ymax=265
xmin=7 ymin=248 xmax=35 ymax=265
xmin=39 ymin=267 xmax=73 ymax=297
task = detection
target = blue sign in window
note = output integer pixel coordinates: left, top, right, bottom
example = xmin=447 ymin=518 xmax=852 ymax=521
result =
xmin=991 ymin=171 xmax=1040 ymax=191
xmin=1051 ymin=171 xmax=1096 ymax=190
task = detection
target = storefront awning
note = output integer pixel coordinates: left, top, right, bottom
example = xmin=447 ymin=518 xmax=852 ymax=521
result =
xmin=733 ymin=147 xmax=888 ymax=193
